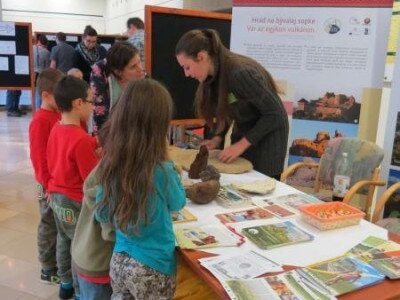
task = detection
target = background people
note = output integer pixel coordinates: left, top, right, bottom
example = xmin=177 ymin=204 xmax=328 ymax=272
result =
xmin=33 ymin=34 xmax=50 ymax=109
xmin=74 ymin=25 xmax=106 ymax=83
xmin=90 ymin=41 xmax=144 ymax=133
xmin=126 ymin=17 xmax=145 ymax=70
xmin=5 ymin=90 xmax=23 ymax=117
xmin=50 ymin=32 xmax=75 ymax=74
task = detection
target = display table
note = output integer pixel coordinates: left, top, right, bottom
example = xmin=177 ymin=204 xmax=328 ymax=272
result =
xmin=174 ymin=170 xmax=400 ymax=299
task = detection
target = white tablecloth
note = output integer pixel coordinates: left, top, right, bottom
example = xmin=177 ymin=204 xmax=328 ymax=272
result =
xmin=175 ymin=170 xmax=388 ymax=267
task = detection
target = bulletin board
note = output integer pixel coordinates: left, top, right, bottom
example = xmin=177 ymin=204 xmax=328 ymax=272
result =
xmin=0 ymin=22 xmax=34 ymax=90
xmin=35 ymin=32 xmax=127 ymax=53
xmin=145 ymin=6 xmax=231 ymax=124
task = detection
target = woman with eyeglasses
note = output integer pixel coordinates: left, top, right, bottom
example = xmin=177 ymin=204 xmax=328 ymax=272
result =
xmin=90 ymin=41 xmax=145 ymax=133
xmin=74 ymin=25 xmax=106 ymax=83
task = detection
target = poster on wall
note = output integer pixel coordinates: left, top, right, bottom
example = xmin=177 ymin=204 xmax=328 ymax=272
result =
xmin=380 ymin=22 xmax=400 ymax=218
xmin=384 ymin=0 xmax=399 ymax=81
xmin=384 ymin=168 xmax=400 ymax=218
xmin=387 ymin=0 xmax=400 ymax=65
xmin=383 ymin=108 xmax=400 ymax=217
xmin=231 ymin=0 xmax=393 ymax=171
xmin=392 ymin=112 xmax=400 ymax=167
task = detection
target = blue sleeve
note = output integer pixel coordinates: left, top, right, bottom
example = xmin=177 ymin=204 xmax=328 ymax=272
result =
xmin=164 ymin=161 xmax=186 ymax=212
xmin=95 ymin=185 xmax=110 ymax=223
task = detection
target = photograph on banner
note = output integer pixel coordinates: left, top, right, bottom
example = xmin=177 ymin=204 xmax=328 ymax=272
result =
xmin=292 ymin=85 xmax=362 ymax=124
xmin=391 ymin=112 xmax=400 ymax=167
xmin=288 ymin=119 xmax=358 ymax=165
xmin=383 ymin=168 xmax=400 ymax=218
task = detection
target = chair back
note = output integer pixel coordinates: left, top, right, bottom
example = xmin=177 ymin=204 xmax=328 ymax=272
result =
xmin=316 ymin=138 xmax=384 ymax=191
xmin=373 ymin=181 xmax=400 ymax=224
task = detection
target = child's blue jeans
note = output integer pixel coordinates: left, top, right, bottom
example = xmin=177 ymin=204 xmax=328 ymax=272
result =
xmin=77 ymin=275 xmax=112 ymax=300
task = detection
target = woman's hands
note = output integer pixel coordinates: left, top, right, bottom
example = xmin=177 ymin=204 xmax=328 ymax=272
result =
xmin=201 ymin=136 xmax=223 ymax=150
xmin=202 ymin=136 xmax=251 ymax=163
xmin=218 ymin=137 xmax=251 ymax=163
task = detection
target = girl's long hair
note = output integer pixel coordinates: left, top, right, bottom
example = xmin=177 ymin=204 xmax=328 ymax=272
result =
xmin=97 ymin=78 xmax=173 ymax=234
xmin=176 ymin=29 xmax=279 ymax=134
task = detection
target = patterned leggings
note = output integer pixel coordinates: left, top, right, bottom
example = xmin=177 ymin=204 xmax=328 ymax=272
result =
xmin=110 ymin=252 xmax=176 ymax=300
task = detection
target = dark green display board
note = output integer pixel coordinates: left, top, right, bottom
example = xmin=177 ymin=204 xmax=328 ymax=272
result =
xmin=0 ymin=22 xmax=34 ymax=89
xmin=145 ymin=6 xmax=231 ymax=122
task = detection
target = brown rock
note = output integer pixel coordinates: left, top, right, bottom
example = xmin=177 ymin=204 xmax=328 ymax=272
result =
xmin=199 ymin=165 xmax=220 ymax=182
xmin=185 ymin=180 xmax=220 ymax=204
xmin=188 ymin=145 xmax=208 ymax=179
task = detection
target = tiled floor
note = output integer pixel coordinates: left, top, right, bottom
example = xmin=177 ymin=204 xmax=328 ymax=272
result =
xmin=0 ymin=111 xmax=59 ymax=299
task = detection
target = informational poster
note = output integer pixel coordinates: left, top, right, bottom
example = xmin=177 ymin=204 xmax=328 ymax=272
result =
xmin=101 ymin=43 xmax=112 ymax=50
xmin=387 ymin=0 xmax=400 ymax=64
xmin=0 ymin=56 xmax=8 ymax=71
xmin=14 ymin=55 xmax=29 ymax=75
xmin=381 ymin=36 xmax=400 ymax=217
xmin=231 ymin=0 xmax=393 ymax=171
xmin=384 ymin=0 xmax=400 ymax=81
xmin=0 ymin=22 xmax=34 ymax=90
xmin=0 ymin=21 xmax=15 ymax=36
xmin=66 ymin=35 xmax=79 ymax=42
xmin=46 ymin=35 xmax=56 ymax=41
xmin=0 ymin=40 xmax=16 ymax=55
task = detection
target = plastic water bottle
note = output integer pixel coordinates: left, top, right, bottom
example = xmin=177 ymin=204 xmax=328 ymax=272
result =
xmin=332 ymin=152 xmax=352 ymax=201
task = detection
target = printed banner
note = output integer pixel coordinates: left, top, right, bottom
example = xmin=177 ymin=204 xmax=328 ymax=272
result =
xmin=384 ymin=0 xmax=400 ymax=82
xmin=231 ymin=0 xmax=392 ymax=174
xmin=387 ymin=0 xmax=400 ymax=64
xmin=381 ymin=36 xmax=400 ymax=216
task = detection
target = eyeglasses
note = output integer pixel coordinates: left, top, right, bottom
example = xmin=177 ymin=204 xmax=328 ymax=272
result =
xmin=83 ymin=99 xmax=95 ymax=104
xmin=84 ymin=38 xmax=97 ymax=45
xmin=132 ymin=63 xmax=143 ymax=71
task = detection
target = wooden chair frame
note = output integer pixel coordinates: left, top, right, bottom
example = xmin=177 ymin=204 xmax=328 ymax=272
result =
xmin=281 ymin=157 xmax=386 ymax=221
xmin=372 ymin=182 xmax=400 ymax=223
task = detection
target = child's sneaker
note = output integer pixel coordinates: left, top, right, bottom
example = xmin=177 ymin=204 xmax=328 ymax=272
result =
xmin=40 ymin=269 xmax=60 ymax=285
xmin=59 ymin=282 xmax=74 ymax=300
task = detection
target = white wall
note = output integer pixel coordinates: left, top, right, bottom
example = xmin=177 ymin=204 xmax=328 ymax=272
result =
xmin=1 ymin=0 xmax=106 ymax=34
xmin=105 ymin=0 xmax=233 ymax=34
xmin=0 ymin=0 xmax=106 ymax=105
xmin=183 ymin=0 xmax=232 ymax=11
xmin=1 ymin=0 xmax=232 ymax=36
xmin=105 ymin=0 xmax=184 ymax=34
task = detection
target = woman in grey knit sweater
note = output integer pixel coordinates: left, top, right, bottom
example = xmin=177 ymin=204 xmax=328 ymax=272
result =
xmin=175 ymin=29 xmax=289 ymax=179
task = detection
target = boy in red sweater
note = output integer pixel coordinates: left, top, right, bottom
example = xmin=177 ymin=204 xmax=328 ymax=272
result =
xmin=47 ymin=76 xmax=99 ymax=300
xmin=29 ymin=68 xmax=64 ymax=285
